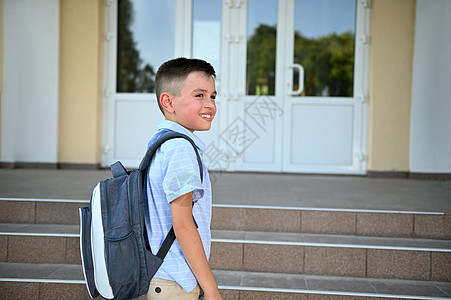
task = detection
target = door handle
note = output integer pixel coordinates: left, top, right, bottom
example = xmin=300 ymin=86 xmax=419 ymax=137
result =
xmin=287 ymin=64 xmax=304 ymax=95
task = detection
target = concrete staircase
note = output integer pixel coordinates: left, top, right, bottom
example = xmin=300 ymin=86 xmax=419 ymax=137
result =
xmin=1 ymin=198 xmax=450 ymax=299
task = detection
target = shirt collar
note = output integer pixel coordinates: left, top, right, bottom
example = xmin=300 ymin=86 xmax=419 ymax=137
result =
xmin=156 ymin=120 xmax=206 ymax=151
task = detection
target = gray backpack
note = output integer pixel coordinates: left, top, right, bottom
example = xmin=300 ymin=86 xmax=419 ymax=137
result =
xmin=79 ymin=132 xmax=203 ymax=299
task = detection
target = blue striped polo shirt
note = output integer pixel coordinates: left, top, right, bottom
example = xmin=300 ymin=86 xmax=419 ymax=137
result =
xmin=144 ymin=120 xmax=212 ymax=293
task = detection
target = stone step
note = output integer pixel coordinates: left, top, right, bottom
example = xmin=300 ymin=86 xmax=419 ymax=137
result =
xmin=1 ymin=198 xmax=449 ymax=239
xmin=1 ymin=223 xmax=450 ymax=282
xmin=0 ymin=198 xmax=84 ymax=225
xmin=212 ymin=205 xmax=451 ymax=240
xmin=0 ymin=224 xmax=79 ymax=265
xmin=213 ymin=270 xmax=451 ymax=300
xmin=1 ymin=263 xmax=450 ymax=300
xmin=209 ymin=230 xmax=451 ymax=282
xmin=0 ymin=262 xmax=146 ymax=299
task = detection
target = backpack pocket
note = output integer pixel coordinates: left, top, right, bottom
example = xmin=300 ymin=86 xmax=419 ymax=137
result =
xmin=104 ymin=231 xmax=140 ymax=290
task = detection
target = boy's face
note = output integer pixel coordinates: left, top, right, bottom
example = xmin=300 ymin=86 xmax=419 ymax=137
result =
xmin=162 ymin=71 xmax=217 ymax=132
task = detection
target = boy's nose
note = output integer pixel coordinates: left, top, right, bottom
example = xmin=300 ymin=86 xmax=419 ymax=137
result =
xmin=204 ymin=98 xmax=215 ymax=108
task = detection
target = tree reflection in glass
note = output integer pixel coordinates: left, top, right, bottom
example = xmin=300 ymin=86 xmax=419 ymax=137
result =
xmin=246 ymin=0 xmax=356 ymax=97
xmin=116 ymin=0 xmax=175 ymax=93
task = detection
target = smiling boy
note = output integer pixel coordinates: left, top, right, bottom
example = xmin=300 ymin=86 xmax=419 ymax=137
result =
xmin=145 ymin=58 xmax=222 ymax=300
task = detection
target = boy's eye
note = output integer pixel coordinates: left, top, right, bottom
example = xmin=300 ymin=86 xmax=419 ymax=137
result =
xmin=194 ymin=93 xmax=216 ymax=101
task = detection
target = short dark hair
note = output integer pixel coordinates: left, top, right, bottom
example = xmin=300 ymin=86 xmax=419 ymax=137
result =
xmin=155 ymin=57 xmax=216 ymax=114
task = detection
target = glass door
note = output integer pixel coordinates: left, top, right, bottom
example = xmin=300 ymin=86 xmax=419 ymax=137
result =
xmin=282 ymin=0 xmax=368 ymax=174
xmin=232 ymin=0 xmax=369 ymax=174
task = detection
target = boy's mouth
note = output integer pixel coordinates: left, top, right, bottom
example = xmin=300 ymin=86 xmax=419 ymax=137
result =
xmin=200 ymin=114 xmax=213 ymax=120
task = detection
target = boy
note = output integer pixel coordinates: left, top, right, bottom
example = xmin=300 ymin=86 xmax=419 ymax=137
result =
xmin=145 ymin=58 xmax=223 ymax=300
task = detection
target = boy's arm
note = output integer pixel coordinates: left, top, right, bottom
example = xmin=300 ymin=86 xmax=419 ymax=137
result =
xmin=170 ymin=192 xmax=223 ymax=300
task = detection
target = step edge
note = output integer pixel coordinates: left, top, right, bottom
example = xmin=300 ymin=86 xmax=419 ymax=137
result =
xmin=1 ymin=225 xmax=450 ymax=252
xmin=213 ymin=204 xmax=445 ymax=215
xmin=212 ymin=238 xmax=451 ymax=252
xmin=0 ymin=232 xmax=78 ymax=237
xmin=0 ymin=198 xmax=445 ymax=215
xmin=0 ymin=198 xmax=89 ymax=204
xmin=0 ymin=278 xmax=85 ymax=284
xmin=0 ymin=278 xmax=447 ymax=300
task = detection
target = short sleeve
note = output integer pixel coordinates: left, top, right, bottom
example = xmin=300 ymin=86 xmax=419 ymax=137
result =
xmin=161 ymin=138 xmax=204 ymax=203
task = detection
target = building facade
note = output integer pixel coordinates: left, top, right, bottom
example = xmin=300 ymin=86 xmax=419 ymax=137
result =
xmin=1 ymin=0 xmax=450 ymax=178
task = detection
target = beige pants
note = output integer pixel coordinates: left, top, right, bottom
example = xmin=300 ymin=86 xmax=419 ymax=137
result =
xmin=147 ymin=278 xmax=201 ymax=300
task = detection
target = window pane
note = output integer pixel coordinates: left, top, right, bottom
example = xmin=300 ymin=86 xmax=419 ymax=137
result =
xmin=192 ymin=0 xmax=222 ymax=89
xmin=117 ymin=0 xmax=175 ymax=93
xmin=246 ymin=0 xmax=278 ymax=96
xmin=294 ymin=0 xmax=356 ymax=97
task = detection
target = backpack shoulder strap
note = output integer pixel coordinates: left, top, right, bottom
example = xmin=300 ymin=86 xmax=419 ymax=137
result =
xmin=138 ymin=131 xmax=203 ymax=182
xmin=140 ymin=131 xmax=204 ymax=260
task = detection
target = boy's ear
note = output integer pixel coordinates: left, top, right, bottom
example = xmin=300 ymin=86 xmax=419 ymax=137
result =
xmin=160 ymin=92 xmax=175 ymax=114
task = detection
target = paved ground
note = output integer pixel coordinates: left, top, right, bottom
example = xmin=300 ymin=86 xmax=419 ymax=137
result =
xmin=0 ymin=168 xmax=450 ymax=213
